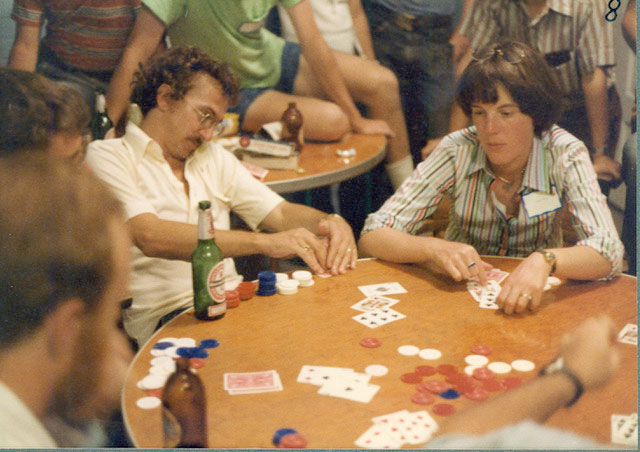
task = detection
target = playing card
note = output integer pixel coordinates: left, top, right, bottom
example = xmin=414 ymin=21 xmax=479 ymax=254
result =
xmin=354 ymin=423 xmax=402 ymax=449
xmin=352 ymin=307 xmax=406 ymax=328
xmin=397 ymin=410 xmax=439 ymax=445
xmin=466 ymin=281 xmax=484 ymax=302
xmin=358 ymin=282 xmax=407 ymax=297
xmin=617 ymin=323 xmax=637 ymax=346
xmin=479 ymin=280 xmax=501 ymax=309
xmin=318 ymin=379 xmax=380 ymax=403
xmin=612 ymin=413 xmax=638 ymax=446
xmin=223 ymin=370 xmax=282 ymax=393
xmin=297 ymin=365 xmax=354 ymax=386
xmin=350 ymin=296 xmax=399 ymax=312
xmin=470 ymin=268 xmax=509 ymax=284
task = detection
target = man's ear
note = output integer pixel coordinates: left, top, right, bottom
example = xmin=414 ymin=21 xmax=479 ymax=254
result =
xmin=44 ymin=298 xmax=85 ymax=364
xmin=156 ymin=83 xmax=174 ymax=111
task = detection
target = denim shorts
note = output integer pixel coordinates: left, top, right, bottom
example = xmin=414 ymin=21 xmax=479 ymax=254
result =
xmin=228 ymin=41 xmax=301 ymax=123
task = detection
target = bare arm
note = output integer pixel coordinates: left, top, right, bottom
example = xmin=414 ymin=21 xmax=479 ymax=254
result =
xmin=7 ymin=22 xmax=41 ymax=71
xmin=434 ymin=316 xmax=619 ymax=437
xmin=348 ymin=0 xmax=375 ymax=60
xmin=105 ymin=7 xmax=165 ymax=125
xmin=622 ymin=0 xmax=636 ymax=52
xmin=449 ymin=0 xmax=473 ymax=63
xmin=581 ymin=67 xmax=610 ymax=154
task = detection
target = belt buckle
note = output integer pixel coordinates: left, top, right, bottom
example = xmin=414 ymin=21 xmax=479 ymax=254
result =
xmin=395 ymin=13 xmax=416 ymax=32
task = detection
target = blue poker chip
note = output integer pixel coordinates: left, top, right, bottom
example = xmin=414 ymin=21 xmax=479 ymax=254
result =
xmin=258 ymin=271 xmax=276 ymax=283
xmin=199 ymin=339 xmax=220 ymax=349
xmin=257 ymin=287 xmax=277 ymax=296
xmin=272 ymin=428 xmax=298 ymax=446
xmin=153 ymin=341 xmax=174 ymax=350
xmin=176 ymin=347 xmax=198 ymax=358
xmin=439 ymin=389 xmax=461 ymax=399
xmin=191 ymin=348 xmax=209 ymax=359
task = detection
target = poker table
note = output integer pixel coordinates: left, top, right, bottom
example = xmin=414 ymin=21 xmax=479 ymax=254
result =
xmin=121 ymin=257 xmax=637 ymax=448
xmin=263 ymin=133 xmax=387 ymax=193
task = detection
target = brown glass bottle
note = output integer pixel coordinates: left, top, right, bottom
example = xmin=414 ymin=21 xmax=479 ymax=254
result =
xmin=281 ymin=102 xmax=304 ymax=151
xmin=162 ymin=357 xmax=208 ymax=448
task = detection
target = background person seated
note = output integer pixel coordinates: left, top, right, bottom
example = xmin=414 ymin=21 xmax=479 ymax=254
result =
xmin=359 ymin=40 xmax=623 ymax=315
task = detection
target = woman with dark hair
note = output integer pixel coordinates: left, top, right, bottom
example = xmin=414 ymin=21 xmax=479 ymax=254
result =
xmin=359 ymin=40 xmax=623 ymax=315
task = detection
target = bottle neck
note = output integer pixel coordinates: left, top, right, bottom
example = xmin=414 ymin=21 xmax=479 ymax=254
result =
xmin=197 ymin=208 xmax=215 ymax=240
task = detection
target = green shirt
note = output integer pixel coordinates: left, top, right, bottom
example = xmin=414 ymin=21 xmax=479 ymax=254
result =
xmin=143 ymin=0 xmax=301 ymax=88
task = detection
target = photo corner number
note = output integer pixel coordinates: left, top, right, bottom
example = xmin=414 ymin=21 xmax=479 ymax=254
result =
xmin=605 ymin=0 xmax=621 ymax=22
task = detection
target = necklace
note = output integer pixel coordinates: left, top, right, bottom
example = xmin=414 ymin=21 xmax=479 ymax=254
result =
xmin=494 ymin=168 xmax=526 ymax=189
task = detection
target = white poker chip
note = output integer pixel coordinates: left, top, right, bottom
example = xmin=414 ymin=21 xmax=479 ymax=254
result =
xmin=149 ymin=364 xmax=175 ymax=376
xmin=298 ymin=279 xmax=314 ymax=287
xmin=136 ymin=396 xmax=161 ymax=410
xmin=275 ymin=272 xmax=289 ymax=283
xmin=397 ymin=345 xmax=420 ymax=356
xmin=150 ymin=348 xmax=169 ymax=357
xmin=175 ymin=337 xmax=197 ymax=348
xmin=546 ymin=276 xmax=561 ymax=286
xmin=162 ymin=346 xmax=180 ymax=359
xmin=418 ymin=348 xmax=442 ymax=360
xmin=511 ymin=359 xmax=535 ymax=372
xmin=276 ymin=280 xmax=299 ymax=295
xmin=137 ymin=374 xmax=168 ymax=390
xmin=464 ymin=354 xmax=489 ymax=366
xmin=365 ymin=364 xmax=389 ymax=377
xmin=292 ymin=270 xmax=312 ymax=282
xmin=150 ymin=356 xmax=175 ymax=367
xmin=464 ymin=365 xmax=482 ymax=376
xmin=487 ymin=361 xmax=512 ymax=374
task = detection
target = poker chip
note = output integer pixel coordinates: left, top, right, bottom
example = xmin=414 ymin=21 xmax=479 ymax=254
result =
xmin=511 ymin=359 xmax=535 ymax=372
xmin=547 ymin=276 xmax=561 ymax=286
xmin=481 ymin=378 xmax=505 ymax=392
xmin=137 ymin=374 xmax=167 ymax=390
xmin=464 ymin=354 xmax=489 ymax=366
xmin=277 ymin=280 xmax=300 ymax=295
xmin=153 ymin=341 xmax=174 ymax=350
xmin=364 ymin=364 xmax=388 ymax=377
xmin=225 ymin=289 xmax=240 ymax=308
xmin=400 ymin=372 xmax=423 ymax=384
xmin=149 ymin=364 xmax=174 ymax=376
xmin=414 ymin=365 xmax=436 ymax=377
xmin=436 ymin=364 xmax=458 ymax=375
xmin=432 ymin=403 xmax=456 ymax=416
xmin=439 ymin=389 xmax=461 ymax=400
xmin=258 ymin=271 xmax=277 ymax=295
xmin=272 ymin=428 xmax=298 ymax=446
xmin=453 ymin=380 xmax=477 ymax=394
xmin=418 ymin=348 xmax=442 ymax=360
xmin=199 ymin=339 xmax=220 ymax=348
xmin=464 ymin=365 xmax=482 ymax=376
xmin=136 ymin=396 xmax=161 ymax=410
xmin=360 ymin=337 xmax=382 ymax=348
xmin=275 ymin=272 xmax=289 ymax=283
xmin=189 ymin=358 xmax=206 ymax=369
xmin=463 ymin=387 xmax=489 ymax=401
xmin=279 ymin=433 xmax=308 ymax=448
xmin=175 ymin=338 xmax=197 ymax=348
xmin=470 ymin=344 xmax=493 ymax=355
xmin=445 ymin=373 xmax=472 ymax=386
xmin=423 ymin=380 xmax=449 ymax=394
xmin=292 ymin=270 xmax=314 ymax=287
xmin=503 ymin=376 xmax=524 ymax=390
xmin=487 ymin=361 xmax=512 ymax=374
xmin=238 ymin=281 xmax=257 ymax=300
xmin=177 ymin=347 xmax=209 ymax=359
xmin=397 ymin=345 xmax=420 ymax=356
xmin=150 ymin=356 xmax=175 ymax=367
xmin=146 ymin=388 xmax=163 ymax=399
xmin=411 ymin=391 xmax=435 ymax=405
xmin=472 ymin=367 xmax=496 ymax=381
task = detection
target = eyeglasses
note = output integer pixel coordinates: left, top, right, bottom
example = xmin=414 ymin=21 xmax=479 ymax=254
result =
xmin=188 ymin=102 xmax=225 ymax=137
xmin=471 ymin=46 xmax=525 ymax=64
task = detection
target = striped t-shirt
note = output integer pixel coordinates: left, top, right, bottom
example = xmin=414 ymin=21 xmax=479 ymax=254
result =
xmin=12 ymin=0 xmax=141 ymax=73
xmin=362 ymin=125 xmax=623 ymax=279
xmin=458 ymin=0 xmax=615 ymax=95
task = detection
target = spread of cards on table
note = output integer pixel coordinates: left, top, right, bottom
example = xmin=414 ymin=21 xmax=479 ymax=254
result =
xmin=131 ymin=271 xmax=635 ymax=449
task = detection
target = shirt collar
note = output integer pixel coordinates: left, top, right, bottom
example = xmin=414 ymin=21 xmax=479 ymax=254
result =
xmin=123 ymin=121 xmax=162 ymax=162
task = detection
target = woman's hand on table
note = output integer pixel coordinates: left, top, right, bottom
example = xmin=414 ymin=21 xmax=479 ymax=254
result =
xmin=497 ymin=252 xmax=549 ymax=314
xmin=423 ymin=238 xmax=492 ymax=285
xmin=318 ymin=214 xmax=357 ymax=275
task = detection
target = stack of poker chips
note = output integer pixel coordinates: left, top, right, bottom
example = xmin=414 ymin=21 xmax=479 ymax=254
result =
xmin=257 ymin=271 xmax=277 ymax=296
xmin=237 ymin=281 xmax=257 ymax=300
xmin=272 ymin=428 xmax=308 ymax=448
xmin=225 ymin=289 xmax=240 ymax=308
xmin=292 ymin=270 xmax=314 ymax=287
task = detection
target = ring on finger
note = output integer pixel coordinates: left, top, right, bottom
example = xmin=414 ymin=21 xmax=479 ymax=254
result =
xmin=467 ymin=262 xmax=476 ymax=269
xmin=346 ymin=247 xmax=352 ymax=253
xmin=302 ymin=245 xmax=311 ymax=252
xmin=520 ymin=293 xmax=532 ymax=301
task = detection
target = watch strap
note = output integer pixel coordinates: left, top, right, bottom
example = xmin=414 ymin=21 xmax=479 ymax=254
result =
xmin=539 ymin=357 xmax=584 ymax=406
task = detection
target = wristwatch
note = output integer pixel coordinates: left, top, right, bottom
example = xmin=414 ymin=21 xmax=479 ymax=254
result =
xmin=535 ymin=249 xmax=556 ymax=275
xmin=539 ymin=357 xmax=584 ymax=406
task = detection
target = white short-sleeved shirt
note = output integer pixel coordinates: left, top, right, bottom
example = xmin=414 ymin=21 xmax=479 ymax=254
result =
xmin=87 ymin=123 xmax=284 ymax=345
xmin=0 ymin=380 xmax=58 ymax=448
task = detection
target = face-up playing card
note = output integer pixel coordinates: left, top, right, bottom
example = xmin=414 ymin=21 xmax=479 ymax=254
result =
xmin=358 ymin=282 xmax=407 ymax=298
xmin=479 ymin=280 xmax=501 ymax=309
xmin=352 ymin=307 xmax=406 ymax=328
xmin=611 ymin=413 xmax=638 ymax=446
xmin=354 ymin=422 xmax=402 ymax=449
xmin=617 ymin=323 xmax=637 ymax=346
xmin=350 ymin=296 xmax=399 ymax=312
xmin=318 ymin=379 xmax=380 ymax=403
xmin=296 ymin=365 xmax=355 ymax=386
xmin=359 ymin=410 xmax=439 ymax=448
xmin=223 ymin=370 xmax=282 ymax=394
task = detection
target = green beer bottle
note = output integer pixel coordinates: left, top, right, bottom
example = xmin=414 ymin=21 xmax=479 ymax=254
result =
xmin=90 ymin=92 xmax=113 ymax=140
xmin=192 ymin=200 xmax=226 ymax=320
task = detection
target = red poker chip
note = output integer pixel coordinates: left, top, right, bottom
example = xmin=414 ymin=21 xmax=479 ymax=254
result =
xmin=423 ymin=380 xmax=449 ymax=394
xmin=278 ymin=433 xmax=308 ymax=449
xmin=239 ymin=136 xmax=251 ymax=148
xmin=359 ymin=337 xmax=382 ymax=348
xmin=400 ymin=372 xmax=423 ymax=384
xmin=445 ymin=373 xmax=470 ymax=385
xmin=226 ymin=298 xmax=240 ymax=308
xmin=503 ymin=376 xmax=524 ymax=390
xmin=482 ymin=378 xmax=505 ymax=392
xmin=436 ymin=364 xmax=458 ymax=376
xmin=463 ymin=387 xmax=489 ymax=401
xmin=432 ymin=403 xmax=456 ymax=416
xmin=472 ymin=367 xmax=496 ymax=381
xmin=411 ymin=391 xmax=435 ymax=405
xmin=470 ymin=344 xmax=493 ymax=355
xmin=147 ymin=388 xmax=163 ymax=398
xmin=453 ymin=380 xmax=477 ymax=394
xmin=415 ymin=365 xmax=436 ymax=377
xmin=189 ymin=358 xmax=206 ymax=369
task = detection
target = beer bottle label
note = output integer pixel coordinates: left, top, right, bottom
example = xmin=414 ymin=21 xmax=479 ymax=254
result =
xmin=207 ymin=261 xmax=225 ymax=304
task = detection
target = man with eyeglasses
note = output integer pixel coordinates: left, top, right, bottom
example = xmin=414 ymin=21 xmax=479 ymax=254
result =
xmin=87 ymin=46 xmax=358 ymax=347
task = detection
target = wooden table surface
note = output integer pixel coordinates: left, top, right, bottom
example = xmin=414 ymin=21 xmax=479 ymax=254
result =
xmin=263 ymin=134 xmax=387 ymax=193
xmin=122 ymin=257 xmax=637 ymax=448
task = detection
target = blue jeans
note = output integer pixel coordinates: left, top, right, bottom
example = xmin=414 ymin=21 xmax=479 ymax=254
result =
xmin=621 ymin=132 xmax=636 ymax=274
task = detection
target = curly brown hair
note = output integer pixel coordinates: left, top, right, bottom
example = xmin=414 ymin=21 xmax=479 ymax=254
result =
xmin=131 ymin=46 xmax=240 ymax=116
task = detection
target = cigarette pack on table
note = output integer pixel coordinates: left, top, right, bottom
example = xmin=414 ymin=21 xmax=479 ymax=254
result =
xmin=236 ymin=135 xmax=294 ymax=157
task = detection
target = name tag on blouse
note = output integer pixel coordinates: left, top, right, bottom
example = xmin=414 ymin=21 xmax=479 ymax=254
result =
xmin=522 ymin=187 xmax=562 ymax=218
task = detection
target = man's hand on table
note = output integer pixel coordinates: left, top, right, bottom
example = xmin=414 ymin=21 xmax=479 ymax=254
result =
xmin=260 ymin=228 xmax=329 ymax=275
xmin=317 ymin=213 xmax=357 ymax=274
